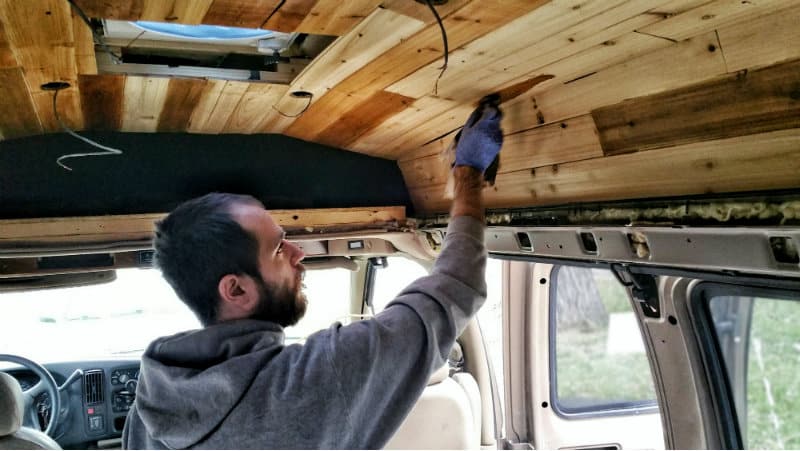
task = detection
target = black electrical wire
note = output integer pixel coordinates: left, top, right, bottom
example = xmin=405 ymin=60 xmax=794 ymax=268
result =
xmin=261 ymin=0 xmax=287 ymax=29
xmin=67 ymin=0 xmax=123 ymax=64
xmin=272 ymin=92 xmax=314 ymax=118
xmin=52 ymin=88 xmax=124 ymax=171
xmin=424 ymin=0 xmax=449 ymax=96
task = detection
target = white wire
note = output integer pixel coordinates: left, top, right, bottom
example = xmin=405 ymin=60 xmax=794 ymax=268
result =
xmin=53 ymin=89 xmax=124 ymax=171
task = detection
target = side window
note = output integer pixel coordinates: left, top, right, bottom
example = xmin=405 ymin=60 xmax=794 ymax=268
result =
xmin=552 ymin=266 xmax=659 ymax=415
xmin=284 ymin=268 xmax=352 ymax=342
xmin=708 ymin=293 xmax=800 ymax=449
xmin=371 ymin=256 xmax=429 ymax=312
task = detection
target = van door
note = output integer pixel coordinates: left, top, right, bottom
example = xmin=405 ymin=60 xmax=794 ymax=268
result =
xmin=503 ymin=260 xmax=664 ymax=449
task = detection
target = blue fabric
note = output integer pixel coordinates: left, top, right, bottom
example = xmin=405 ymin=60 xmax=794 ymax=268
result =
xmin=122 ymin=216 xmax=487 ymax=450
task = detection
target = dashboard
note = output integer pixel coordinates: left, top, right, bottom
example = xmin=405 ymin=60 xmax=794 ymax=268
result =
xmin=4 ymin=359 xmax=140 ymax=449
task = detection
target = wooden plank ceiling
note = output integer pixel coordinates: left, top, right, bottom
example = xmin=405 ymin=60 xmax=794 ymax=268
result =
xmin=0 ymin=0 xmax=798 ymax=215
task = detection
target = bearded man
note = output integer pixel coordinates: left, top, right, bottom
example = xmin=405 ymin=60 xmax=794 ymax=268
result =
xmin=123 ymin=103 xmax=503 ymax=449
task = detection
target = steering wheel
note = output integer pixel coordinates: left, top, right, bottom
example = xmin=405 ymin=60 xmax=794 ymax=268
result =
xmin=0 ymin=354 xmax=62 ymax=437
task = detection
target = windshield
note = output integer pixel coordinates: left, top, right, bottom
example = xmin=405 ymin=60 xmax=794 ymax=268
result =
xmin=0 ymin=267 xmax=352 ymax=363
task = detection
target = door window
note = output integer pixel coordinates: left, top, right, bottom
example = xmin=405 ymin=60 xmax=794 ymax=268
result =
xmin=552 ymin=266 xmax=659 ymax=415
xmin=708 ymin=293 xmax=800 ymax=449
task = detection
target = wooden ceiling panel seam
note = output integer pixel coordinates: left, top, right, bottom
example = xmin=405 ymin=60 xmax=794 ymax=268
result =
xmin=284 ymin=0 xmax=550 ymax=142
xmin=120 ymin=75 xmax=170 ymax=132
xmin=260 ymin=0 xmax=318 ymax=33
xmin=408 ymin=129 xmax=800 ymax=213
xmin=0 ymin=67 xmax=44 ymax=139
xmin=223 ymin=83 xmax=290 ymax=134
xmin=715 ymin=5 xmax=800 ymax=73
xmin=193 ymin=80 xmax=249 ymax=134
xmin=202 ymin=0 xmax=281 ymax=29
xmin=79 ymin=74 xmax=126 ymax=131
xmin=295 ymin=0 xmax=383 ymax=36
xmin=314 ymin=90 xmax=415 ymax=148
xmin=157 ymin=77 xmax=209 ymax=133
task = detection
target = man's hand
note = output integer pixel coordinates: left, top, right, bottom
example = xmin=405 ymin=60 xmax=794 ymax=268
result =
xmin=453 ymin=104 xmax=503 ymax=173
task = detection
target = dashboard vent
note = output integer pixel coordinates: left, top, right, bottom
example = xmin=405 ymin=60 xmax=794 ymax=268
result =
xmin=84 ymin=370 xmax=105 ymax=405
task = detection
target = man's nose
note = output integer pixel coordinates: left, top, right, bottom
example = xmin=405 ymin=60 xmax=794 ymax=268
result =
xmin=287 ymin=241 xmax=305 ymax=265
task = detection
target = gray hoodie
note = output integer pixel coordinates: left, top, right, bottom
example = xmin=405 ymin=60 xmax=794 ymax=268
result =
xmin=122 ymin=216 xmax=487 ymax=449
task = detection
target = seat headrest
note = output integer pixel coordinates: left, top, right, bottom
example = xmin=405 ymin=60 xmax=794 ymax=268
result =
xmin=0 ymin=372 xmax=24 ymax=436
xmin=427 ymin=364 xmax=450 ymax=386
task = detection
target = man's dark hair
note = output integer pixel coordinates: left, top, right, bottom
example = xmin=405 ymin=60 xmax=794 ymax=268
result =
xmin=154 ymin=193 xmax=264 ymax=325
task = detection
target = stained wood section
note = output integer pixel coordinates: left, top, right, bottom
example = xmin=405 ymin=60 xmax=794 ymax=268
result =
xmin=315 ymin=91 xmax=414 ymax=148
xmin=0 ymin=68 xmax=42 ymax=138
xmin=262 ymin=0 xmax=318 ymax=32
xmin=121 ymin=76 xmax=170 ymax=132
xmin=187 ymin=80 xmax=248 ymax=134
xmin=0 ymin=207 xmax=407 ymax=243
xmin=70 ymin=0 xmax=143 ymax=21
xmin=157 ymin=78 xmax=208 ymax=132
xmin=0 ymin=18 xmax=15 ymax=68
xmin=593 ymin=59 xmax=800 ymax=156
xmin=716 ymin=6 xmax=800 ymax=72
xmin=202 ymin=0 xmax=279 ymax=28
xmin=270 ymin=8 xmax=425 ymax=132
xmin=286 ymin=0 xmax=548 ymax=142
xmin=79 ymin=74 xmax=125 ymax=131
xmin=296 ymin=0 xmax=382 ymax=35
xmin=639 ymin=0 xmax=796 ymax=42
xmin=72 ymin=10 xmax=97 ymax=75
xmin=139 ymin=0 xmax=214 ymax=23
xmin=503 ymin=32 xmax=726 ymax=135
xmin=32 ymin=88 xmax=84 ymax=132
xmin=409 ymin=129 xmax=800 ymax=213
xmin=224 ymin=83 xmax=289 ymax=134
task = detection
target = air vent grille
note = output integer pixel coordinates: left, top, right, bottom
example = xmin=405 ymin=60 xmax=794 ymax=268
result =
xmin=84 ymin=370 xmax=105 ymax=405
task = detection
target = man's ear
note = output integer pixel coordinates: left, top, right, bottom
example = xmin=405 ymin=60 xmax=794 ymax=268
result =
xmin=217 ymin=274 xmax=259 ymax=320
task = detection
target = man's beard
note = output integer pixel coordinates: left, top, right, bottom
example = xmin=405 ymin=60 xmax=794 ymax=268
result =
xmin=249 ymin=275 xmax=308 ymax=327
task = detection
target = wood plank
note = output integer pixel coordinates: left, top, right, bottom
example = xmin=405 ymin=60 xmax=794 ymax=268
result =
xmin=592 ymin=59 xmax=800 ymax=155
xmin=269 ymin=8 xmax=425 ymax=133
xmin=408 ymin=129 xmax=800 ymax=213
xmin=70 ymin=0 xmax=143 ymax=21
xmin=157 ymin=78 xmax=208 ymax=132
xmin=262 ymin=0 xmax=318 ymax=32
xmin=121 ymin=76 xmax=170 ymax=132
xmin=0 ymin=17 xmax=16 ymax=68
xmin=381 ymin=0 xmax=471 ymax=24
xmin=0 ymin=207 xmax=407 ymax=243
xmin=639 ymin=0 xmax=796 ymax=42
xmin=400 ymin=115 xmax=603 ymax=189
xmin=79 ymin=74 xmax=125 ymax=131
xmin=716 ymin=6 xmax=800 ymax=72
xmin=31 ymin=88 xmax=84 ymax=131
xmin=315 ymin=90 xmax=414 ymax=148
xmin=350 ymin=96 xmax=463 ymax=157
xmin=285 ymin=0 xmax=548 ymax=141
xmin=187 ymin=80 xmax=248 ymax=134
xmin=140 ymin=0 xmax=213 ymax=23
xmin=202 ymin=0 xmax=280 ymax=29
xmin=0 ymin=68 xmax=42 ymax=138
xmin=224 ymin=83 xmax=289 ymax=134
xmin=387 ymin=103 xmax=475 ymax=160
xmin=72 ymin=9 xmax=97 ymax=75
xmin=296 ymin=0 xmax=382 ymax=35
xmin=502 ymin=31 xmax=726 ymax=135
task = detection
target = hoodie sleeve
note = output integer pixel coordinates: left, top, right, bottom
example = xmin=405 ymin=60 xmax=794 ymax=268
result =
xmin=307 ymin=215 xmax=487 ymax=448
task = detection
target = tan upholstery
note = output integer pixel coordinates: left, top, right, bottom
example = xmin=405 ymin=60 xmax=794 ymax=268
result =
xmin=0 ymin=372 xmax=61 ymax=450
xmin=384 ymin=367 xmax=481 ymax=450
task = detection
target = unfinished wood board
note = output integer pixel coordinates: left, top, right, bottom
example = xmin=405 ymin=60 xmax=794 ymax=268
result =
xmin=639 ymin=0 xmax=797 ymax=42
xmin=70 ymin=0 xmax=143 ymax=21
xmin=32 ymin=88 xmax=84 ymax=131
xmin=295 ymin=0 xmax=382 ymax=35
xmin=224 ymin=83 xmax=289 ymax=134
xmin=261 ymin=0 xmax=318 ymax=32
xmin=0 ymin=207 xmax=407 ymax=243
xmin=140 ymin=0 xmax=214 ymax=23
xmin=202 ymin=0 xmax=280 ymax=28
xmin=386 ymin=103 xmax=476 ymax=160
xmin=502 ymin=31 xmax=726 ymax=135
xmin=285 ymin=0 xmax=549 ymax=141
xmin=0 ymin=17 xmax=16 ymax=68
xmin=381 ymin=0 xmax=471 ymax=24
xmin=409 ymin=129 xmax=800 ymax=213
xmin=121 ymin=76 xmax=170 ymax=132
xmin=315 ymin=90 xmax=414 ymax=148
xmin=400 ymin=115 xmax=603 ymax=189
xmin=186 ymin=80 xmax=248 ymax=134
xmin=270 ymin=8 xmax=425 ymax=131
xmin=388 ymin=0 xmax=659 ymax=100
xmin=71 ymin=10 xmax=97 ymax=75
xmin=157 ymin=78 xmax=208 ymax=132
xmin=716 ymin=6 xmax=800 ymax=72
xmin=0 ymin=68 xmax=42 ymax=139
xmin=79 ymin=74 xmax=125 ymax=131
xmin=592 ymin=59 xmax=800 ymax=155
